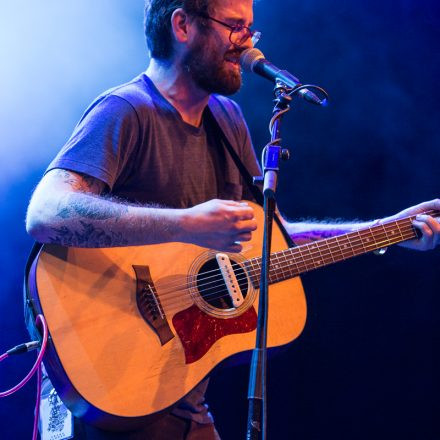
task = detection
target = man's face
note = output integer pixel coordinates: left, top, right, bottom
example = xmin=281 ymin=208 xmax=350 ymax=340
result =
xmin=183 ymin=0 xmax=254 ymax=96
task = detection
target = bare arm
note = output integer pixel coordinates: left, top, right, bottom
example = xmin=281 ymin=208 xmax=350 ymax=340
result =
xmin=278 ymin=199 xmax=440 ymax=250
xmin=26 ymin=169 xmax=257 ymax=251
xmin=278 ymin=212 xmax=374 ymax=245
xmin=26 ymin=169 xmax=184 ymax=247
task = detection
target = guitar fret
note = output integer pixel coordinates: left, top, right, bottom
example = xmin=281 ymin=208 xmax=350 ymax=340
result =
xmin=332 ymin=236 xmax=348 ymax=260
xmin=310 ymin=243 xmax=325 ymax=268
xmin=308 ymin=243 xmax=324 ymax=268
xmin=367 ymin=226 xmax=380 ymax=250
xmin=278 ymin=250 xmax=294 ymax=280
xmin=395 ymin=220 xmax=405 ymax=241
xmin=247 ymin=258 xmax=260 ymax=287
xmin=270 ymin=253 xmax=285 ymax=283
xmin=352 ymin=231 xmax=365 ymax=256
xmin=382 ymin=223 xmax=399 ymax=247
xmin=327 ymin=236 xmax=343 ymax=261
xmin=336 ymin=236 xmax=347 ymax=260
xmin=298 ymin=245 xmax=313 ymax=271
xmin=402 ymin=218 xmax=415 ymax=234
xmin=386 ymin=221 xmax=411 ymax=245
xmin=360 ymin=228 xmax=374 ymax=252
xmin=288 ymin=248 xmax=301 ymax=277
xmin=380 ymin=224 xmax=390 ymax=246
xmin=287 ymin=249 xmax=297 ymax=277
xmin=285 ymin=250 xmax=295 ymax=278
xmin=278 ymin=252 xmax=290 ymax=279
xmin=290 ymin=249 xmax=301 ymax=273
xmin=339 ymin=234 xmax=356 ymax=257
xmin=384 ymin=222 xmax=403 ymax=244
xmin=368 ymin=228 xmax=384 ymax=251
xmin=322 ymin=239 xmax=335 ymax=263
xmin=356 ymin=230 xmax=368 ymax=254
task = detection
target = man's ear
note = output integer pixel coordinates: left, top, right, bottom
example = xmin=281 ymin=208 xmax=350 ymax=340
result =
xmin=171 ymin=8 xmax=191 ymax=44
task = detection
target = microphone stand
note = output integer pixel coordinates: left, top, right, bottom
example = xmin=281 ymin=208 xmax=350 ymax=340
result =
xmin=246 ymin=80 xmax=293 ymax=440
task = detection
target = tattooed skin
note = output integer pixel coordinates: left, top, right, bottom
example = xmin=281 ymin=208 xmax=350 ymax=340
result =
xmin=40 ymin=170 xmax=133 ymax=246
xmin=53 ymin=169 xmax=130 ymax=223
xmin=55 ymin=169 xmax=105 ymax=194
xmin=56 ymin=193 xmax=129 ymax=220
xmin=27 ymin=168 xmax=182 ymax=248
xmin=48 ymin=221 xmax=129 ymax=247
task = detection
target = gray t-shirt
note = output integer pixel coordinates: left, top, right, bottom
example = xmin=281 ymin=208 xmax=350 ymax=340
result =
xmin=48 ymin=73 xmax=260 ymax=207
xmin=46 ymin=73 xmax=261 ymax=425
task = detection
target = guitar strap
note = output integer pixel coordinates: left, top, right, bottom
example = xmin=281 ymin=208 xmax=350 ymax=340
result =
xmin=205 ymin=100 xmax=295 ymax=248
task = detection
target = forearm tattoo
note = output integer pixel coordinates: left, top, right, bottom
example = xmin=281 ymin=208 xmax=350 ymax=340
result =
xmin=48 ymin=221 xmax=129 ymax=247
xmin=56 ymin=193 xmax=129 ymax=220
xmin=48 ymin=170 xmax=131 ymax=247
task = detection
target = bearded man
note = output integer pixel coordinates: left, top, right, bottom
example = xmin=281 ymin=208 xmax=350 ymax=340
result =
xmin=26 ymin=0 xmax=440 ymax=438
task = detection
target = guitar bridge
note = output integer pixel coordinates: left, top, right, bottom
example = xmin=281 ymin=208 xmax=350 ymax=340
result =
xmin=132 ymin=265 xmax=174 ymax=346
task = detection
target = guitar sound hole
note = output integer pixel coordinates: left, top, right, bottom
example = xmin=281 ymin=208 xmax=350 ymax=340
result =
xmin=196 ymin=259 xmax=248 ymax=310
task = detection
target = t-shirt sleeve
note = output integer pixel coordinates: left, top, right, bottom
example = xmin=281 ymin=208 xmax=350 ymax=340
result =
xmin=46 ymin=94 xmax=140 ymax=190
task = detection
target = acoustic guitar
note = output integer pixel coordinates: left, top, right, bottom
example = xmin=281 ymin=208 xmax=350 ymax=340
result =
xmin=27 ymin=201 xmax=438 ymax=429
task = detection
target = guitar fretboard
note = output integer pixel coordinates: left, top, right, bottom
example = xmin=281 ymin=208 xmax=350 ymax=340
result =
xmin=245 ymin=209 xmax=439 ymax=286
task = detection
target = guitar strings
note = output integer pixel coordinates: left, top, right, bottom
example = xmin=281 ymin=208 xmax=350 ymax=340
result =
xmin=160 ymin=210 xmax=437 ymax=310
xmin=159 ymin=221 xmax=416 ymax=298
xmin=146 ymin=228 xmax=418 ymax=315
xmin=145 ymin=211 xmax=435 ymax=301
xmin=154 ymin=214 xmax=421 ymax=294
xmin=139 ymin=219 xmax=422 ymax=314
xmin=142 ymin=219 xmax=419 ymax=311
xmin=164 ymin=230 xmax=414 ymax=300
xmin=148 ymin=216 xmax=415 ymax=296
xmin=183 ymin=208 xmax=436 ymax=295
xmin=141 ymin=228 xmax=417 ymax=315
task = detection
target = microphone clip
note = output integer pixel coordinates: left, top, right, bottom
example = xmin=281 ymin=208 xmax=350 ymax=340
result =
xmin=273 ymin=80 xmax=294 ymax=107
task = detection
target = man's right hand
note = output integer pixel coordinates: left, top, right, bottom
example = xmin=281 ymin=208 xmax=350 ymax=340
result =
xmin=179 ymin=199 xmax=258 ymax=253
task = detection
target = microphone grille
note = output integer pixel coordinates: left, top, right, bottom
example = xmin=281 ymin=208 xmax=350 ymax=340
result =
xmin=240 ymin=48 xmax=265 ymax=72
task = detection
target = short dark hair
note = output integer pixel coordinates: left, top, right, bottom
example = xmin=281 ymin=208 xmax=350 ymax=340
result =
xmin=144 ymin=0 xmax=214 ymax=60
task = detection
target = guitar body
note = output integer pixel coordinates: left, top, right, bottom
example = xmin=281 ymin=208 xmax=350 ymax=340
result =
xmin=28 ymin=201 xmax=307 ymax=429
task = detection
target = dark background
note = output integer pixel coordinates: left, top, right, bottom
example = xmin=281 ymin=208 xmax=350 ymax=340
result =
xmin=1 ymin=1 xmax=439 ymax=439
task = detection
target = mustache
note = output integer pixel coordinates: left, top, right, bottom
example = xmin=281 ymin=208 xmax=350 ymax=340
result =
xmin=224 ymin=49 xmax=244 ymax=61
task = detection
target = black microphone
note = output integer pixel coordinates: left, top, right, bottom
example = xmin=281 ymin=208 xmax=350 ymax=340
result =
xmin=240 ymin=48 xmax=326 ymax=106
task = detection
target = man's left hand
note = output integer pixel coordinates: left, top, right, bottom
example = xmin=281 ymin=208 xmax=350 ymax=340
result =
xmin=384 ymin=199 xmax=440 ymax=251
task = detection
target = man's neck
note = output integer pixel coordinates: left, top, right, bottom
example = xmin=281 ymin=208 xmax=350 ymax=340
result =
xmin=146 ymin=58 xmax=210 ymax=127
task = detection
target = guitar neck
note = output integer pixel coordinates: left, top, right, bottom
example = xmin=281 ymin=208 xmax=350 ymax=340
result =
xmin=246 ymin=209 xmax=439 ymax=285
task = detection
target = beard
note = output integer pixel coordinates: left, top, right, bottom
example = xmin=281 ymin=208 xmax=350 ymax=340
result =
xmin=183 ymin=36 xmax=243 ymax=96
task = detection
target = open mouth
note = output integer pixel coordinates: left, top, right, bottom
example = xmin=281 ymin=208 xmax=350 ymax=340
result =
xmin=225 ymin=58 xmax=240 ymax=67
xmin=224 ymin=52 xmax=241 ymax=66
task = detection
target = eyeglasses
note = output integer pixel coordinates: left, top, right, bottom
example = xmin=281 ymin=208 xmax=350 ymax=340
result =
xmin=198 ymin=14 xmax=261 ymax=47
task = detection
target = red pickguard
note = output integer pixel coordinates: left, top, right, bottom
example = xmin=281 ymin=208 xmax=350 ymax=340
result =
xmin=172 ymin=305 xmax=258 ymax=364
